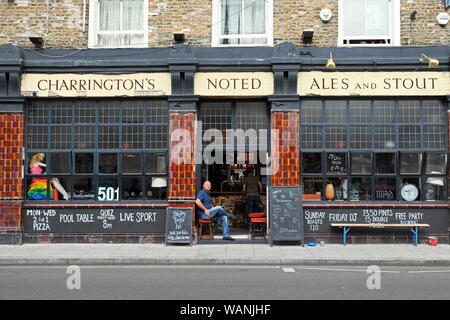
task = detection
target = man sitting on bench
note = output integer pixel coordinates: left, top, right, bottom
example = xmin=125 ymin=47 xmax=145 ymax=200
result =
xmin=196 ymin=181 xmax=236 ymax=241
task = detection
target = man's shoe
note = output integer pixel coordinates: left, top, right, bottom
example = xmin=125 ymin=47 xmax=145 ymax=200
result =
xmin=223 ymin=236 xmax=235 ymax=241
xmin=228 ymin=215 xmax=237 ymax=221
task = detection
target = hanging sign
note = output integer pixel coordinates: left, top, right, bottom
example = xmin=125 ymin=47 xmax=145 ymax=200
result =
xmin=436 ymin=12 xmax=449 ymax=26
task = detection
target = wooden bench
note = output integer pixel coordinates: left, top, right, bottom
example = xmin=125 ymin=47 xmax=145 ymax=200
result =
xmin=331 ymin=223 xmax=430 ymax=246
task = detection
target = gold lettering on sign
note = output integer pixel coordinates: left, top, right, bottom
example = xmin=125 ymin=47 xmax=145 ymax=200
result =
xmin=195 ymin=72 xmax=273 ymax=96
xmin=21 ymin=73 xmax=170 ymax=97
xmin=298 ymin=72 xmax=449 ymax=96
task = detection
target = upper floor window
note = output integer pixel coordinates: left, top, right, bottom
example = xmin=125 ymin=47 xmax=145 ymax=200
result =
xmin=338 ymin=0 xmax=400 ymax=46
xmin=89 ymin=0 xmax=148 ymax=48
xmin=212 ymin=0 xmax=273 ymax=47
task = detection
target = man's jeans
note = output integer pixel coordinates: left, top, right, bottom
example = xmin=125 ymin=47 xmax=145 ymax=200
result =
xmin=246 ymin=196 xmax=260 ymax=224
xmin=198 ymin=206 xmax=230 ymax=237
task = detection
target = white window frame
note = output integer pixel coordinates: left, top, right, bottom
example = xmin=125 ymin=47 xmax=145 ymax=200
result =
xmin=88 ymin=0 xmax=148 ymax=48
xmin=338 ymin=0 xmax=400 ymax=47
xmin=211 ymin=0 xmax=273 ymax=47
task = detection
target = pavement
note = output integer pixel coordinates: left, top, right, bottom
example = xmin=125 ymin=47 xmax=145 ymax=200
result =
xmin=0 ymin=241 xmax=449 ymax=266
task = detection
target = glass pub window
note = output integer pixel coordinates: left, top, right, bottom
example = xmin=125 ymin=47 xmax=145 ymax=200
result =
xmin=299 ymin=98 xmax=447 ymax=202
xmin=26 ymin=99 xmax=168 ymax=202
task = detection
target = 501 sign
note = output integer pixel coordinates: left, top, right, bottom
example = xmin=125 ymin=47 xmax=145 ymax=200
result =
xmin=98 ymin=187 xmax=119 ymax=201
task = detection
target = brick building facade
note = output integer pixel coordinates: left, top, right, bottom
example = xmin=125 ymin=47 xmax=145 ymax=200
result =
xmin=0 ymin=1 xmax=449 ymax=245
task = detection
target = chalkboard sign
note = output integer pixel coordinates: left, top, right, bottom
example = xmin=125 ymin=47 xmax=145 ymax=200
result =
xmin=22 ymin=208 xmax=166 ymax=233
xmin=375 ymin=185 xmax=395 ymax=201
xmin=349 ymin=188 xmax=359 ymax=201
xmin=303 ymin=208 xmax=448 ymax=236
xmin=165 ymin=207 xmax=193 ymax=244
xmin=334 ymin=187 xmax=344 ymax=200
xmin=327 ymin=153 xmax=346 ymax=174
xmin=269 ymin=186 xmax=304 ymax=244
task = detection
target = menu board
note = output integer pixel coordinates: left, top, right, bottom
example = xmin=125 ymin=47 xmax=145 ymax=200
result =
xmin=165 ymin=207 xmax=193 ymax=244
xmin=303 ymin=208 xmax=448 ymax=235
xmin=269 ymin=186 xmax=304 ymax=244
xmin=22 ymin=208 xmax=166 ymax=233
xmin=327 ymin=153 xmax=346 ymax=174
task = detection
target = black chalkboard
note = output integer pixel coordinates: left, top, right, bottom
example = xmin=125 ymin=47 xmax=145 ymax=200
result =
xmin=334 ymin=187 xmax=344 ymax=200
xmin=327 ymin=153 xmax=346 ymax=174
xmin=269 ymin=186 xmax=304 ymax=244
xmin=166 ymin=207 xmax=193 ymax=244
xmin=349 ymin=188 xmax=359 ymax=201
xmin=22 ymin=208 xmax=166 ymax=233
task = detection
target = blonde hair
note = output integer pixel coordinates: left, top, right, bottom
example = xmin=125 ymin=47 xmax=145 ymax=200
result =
xmin=29 ymin=153 xmax=45 ymax=170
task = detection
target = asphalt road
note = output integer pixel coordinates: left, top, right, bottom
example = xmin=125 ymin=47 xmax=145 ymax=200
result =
xmin=0 ymin=265 xmax=449 ymax=300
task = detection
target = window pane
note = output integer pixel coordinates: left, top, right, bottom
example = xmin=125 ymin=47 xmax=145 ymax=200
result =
xmin=325 ymin=100 xmax=346 ymax=123
xmin=236 ymin=102 xmax=267 ymax=131
xmin=146 ymin=153 xmax=166 ymax=174
xmin=99 ymin=101 xmax=120 ymax=123
xmin=147 ymin=100 xmax=168 ymax=124
xmin=301 ymin=126 xmax=322 ymax=149
xmin=73 ymin=177 xmax=95 ymax=201
xmin=51 ymin=101 xmax=72 ymax=124
xmin=122 ymin=126 xmax=143 ymax=149
xmin=75 ymin=153 xmax=94 ymax=173
xmin=375 ymin=177 xmax=396 ymax=201
xmin=146 ymin=176 xmax=167 ymax=200
xmin=399 ymin=126 xmax=420 ymax=149
xmin=99 ymin=153 xmax=118 ymax=174
xmin=423 ymin=100 xmax=444 ymax=123
xmin=28 ymin=101 xmax=48 ymax=124
xmin=27 ymin=153 xmax=47 ymax=175
xmin=50 ymin=153 xmax=70 ymax=174
xmin=51 ymin=126 xmax=72 ymax=149
xmin=75 ymin=101 xmax=96 ymax=124
xmin=351 ymin=153 xmax=372 ymax=174
xmin=122 ymin=176 xmax=142 ymax=200
xmin=99 ymin=126 xmax=120 ymax=149
xmin=400 ymin=153 xmax=422 ymax=174
xmin=27 ymin=126 xmax=48 ymax=149
xmin=146 ymin=125 xmax=168 ymax=149
xmin=97 ymin=178 xmax=119 ymax=201
xmin=200 ymin=102 xmax=232 ymax=139
xmin=374 ymin=100 xmax=395 ymax=123
xmin=326 ymin=126 xmax=346 ymax=149
xmin=303 ymin=178 xmax=322 ymax=200
xmin=326 ymin=177 xmax=348 ymax=201
xmin=221 ymin=0 xmax=242 ymax=35
xmin=423 ymin=126 xmax=445 ymax=150
xmin=349 ymin=100 xmax=370 ymax=123
xmin=376 ymin=153 xmax=395 ymax=174
xmin=302 ymin=153 xmax=322 ymax=174
xmin=366 ymin=0 xmax=389 ymax=36
xmin=343 ymin=0 xmax=365 ymax=37
xmin=74 ymin=126 xmax=96 ymax=149
xmin=123 ymin=0 xmax=143 ymax=31
xmin=243 ymin=0 xmax=266 ymax=34
xmin=350 ymin=177 xmax=371 ymax=201
xmin=27 ymin=176 xmax=49 ymax=200
xmin=123 ymin=100 xmax=144 ymax=124
xmin=399 ymin=100 xmax=420 ymax=123
xmin=99 ymin=0 xmax=120 ymax=31
xmin=122 ymin=153 xmax=141 ymax=174
xmin=425 ymin=177 xmax=445 ymax=201
xmin=327 ymin=152 xmax=346 ymax=174
xmin=425 ymin=154 xmax=446 ymax=175
xmin=301 ymin=100 xmax=322 ymax=123
xmin=374 ymin=126 xmax=396 ymax=149
xmin=400 ymin=178 xmax=420 ymax=201
xmin=50 ymin=177 xmax=71 ymax=201
xmin=350 ymin=126 xmax=371 ymax=149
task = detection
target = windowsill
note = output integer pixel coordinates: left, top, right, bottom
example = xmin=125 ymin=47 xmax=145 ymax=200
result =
xmin=88 ymin=44 xmax=149 ymax=49
xmin=23 ymin=201 xmax=169 ymax=208
xmin=302 ymin=201 xmax=449 ymax=208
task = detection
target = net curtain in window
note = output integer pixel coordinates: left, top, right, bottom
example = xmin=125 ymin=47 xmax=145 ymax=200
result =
xmin=221 ymin=0 xmax=266 ymax=35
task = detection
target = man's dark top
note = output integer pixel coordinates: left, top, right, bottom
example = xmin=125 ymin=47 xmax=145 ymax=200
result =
xmin=196 ymin=189 xmax=212 ymax=214
xmin=244 ymin=174 xmax=260 ymax=197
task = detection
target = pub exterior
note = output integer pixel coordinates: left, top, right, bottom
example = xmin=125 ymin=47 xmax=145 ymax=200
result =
xmin=0 ymin=1 xmax=449 ymax=245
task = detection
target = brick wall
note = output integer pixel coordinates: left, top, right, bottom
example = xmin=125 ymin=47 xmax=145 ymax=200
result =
xmin=168 ymin=111 xmax=196 ymax=202
xmin=270 ymin=111 xmax=299 ymax=186
xmin=1 ymin=0 xmax=448 ymax=48
xmin=0 ymin=113 xmax=24 ymax=232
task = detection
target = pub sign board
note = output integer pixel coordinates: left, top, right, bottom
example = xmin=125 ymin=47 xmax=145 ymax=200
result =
xmin=22 ymin=208 xmax=166 ymax=233
xmin=268 ymin=186 xmax=304 ymax=244
xmin=165 ymin=207 xmax=193 ymax=244
xmin=303 ymin=208 xmax=448 ymax=235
